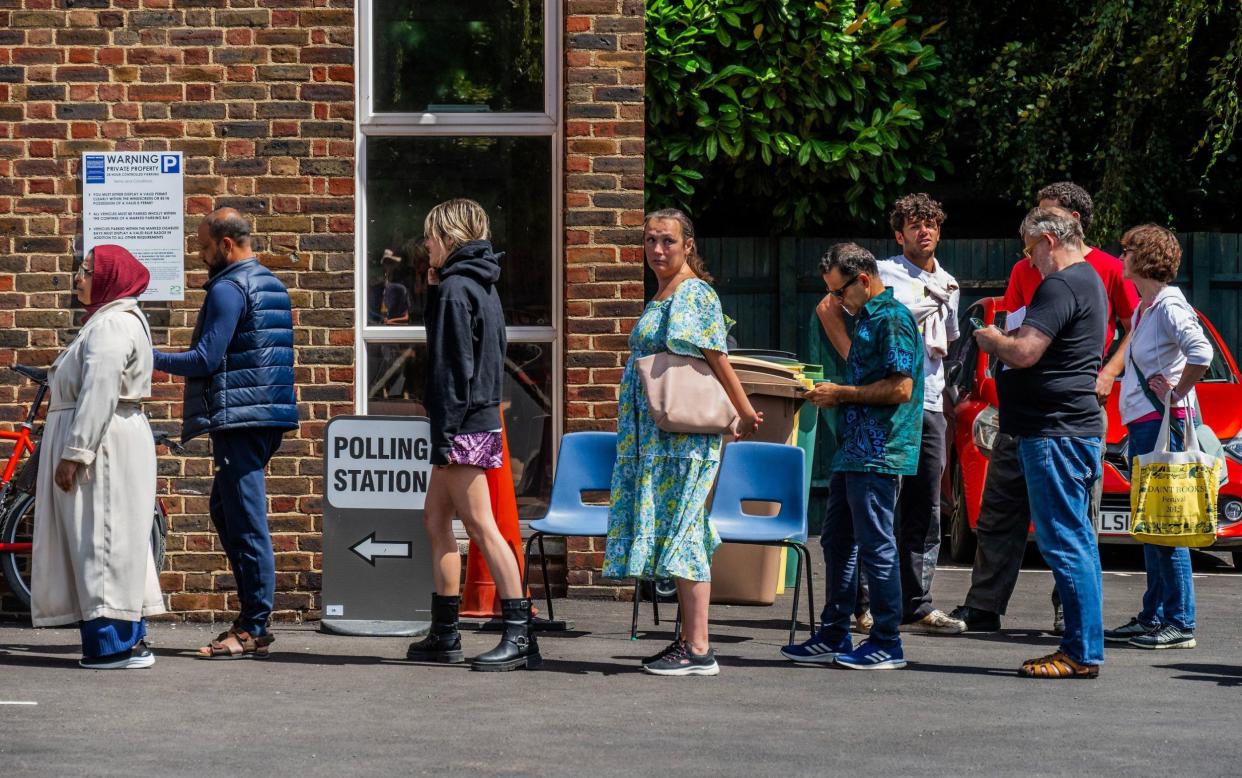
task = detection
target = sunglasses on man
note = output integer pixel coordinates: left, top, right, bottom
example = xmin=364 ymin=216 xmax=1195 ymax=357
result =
xmin=827 ymin=274 xmax=859 ymax=299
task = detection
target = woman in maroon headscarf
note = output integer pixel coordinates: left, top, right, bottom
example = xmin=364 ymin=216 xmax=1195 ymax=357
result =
xmin=31 ymin=245 xmax=165 ymax=669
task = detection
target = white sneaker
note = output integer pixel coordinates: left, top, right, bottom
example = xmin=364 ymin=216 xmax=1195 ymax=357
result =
xmin=79 ymin=642 xmax=155 ymax=670
xmin=905 ymin=609 xmax=966 ymax=635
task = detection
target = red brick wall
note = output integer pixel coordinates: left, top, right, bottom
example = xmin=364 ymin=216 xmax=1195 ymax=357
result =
xmin=0 ymin=0 xmax=356 ymax=622
xmin=0 ymin=1 xmax=642 ymax=616
xmin=563 ymin=0 xmax=645 ymax=598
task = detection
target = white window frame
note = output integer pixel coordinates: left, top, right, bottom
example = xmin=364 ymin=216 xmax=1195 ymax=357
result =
xmin=353 ymin=0 xmax=563 ymax=506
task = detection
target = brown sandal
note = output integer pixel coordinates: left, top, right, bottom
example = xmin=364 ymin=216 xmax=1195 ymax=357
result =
xmin=1018 ymin=650 xmax=1099 ymax=679
xmin=196 ymin=629 xmax=275 ymax=660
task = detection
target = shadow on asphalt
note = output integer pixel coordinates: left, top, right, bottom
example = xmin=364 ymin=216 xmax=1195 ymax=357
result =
xmin=537 ymin=658 xmax=633 ymax=675
xmin=1157 ymin=662 xmax=1242 ymax=687
xmin=703 ymin=617 xmax=812 ymax=632
xmin=630 ymin=629 xmax=750 ymax=645
xmin=963 ymin=629 xmax=1062 ymax=646
xmin=901 ymin=662 xmax=1016 ymax=678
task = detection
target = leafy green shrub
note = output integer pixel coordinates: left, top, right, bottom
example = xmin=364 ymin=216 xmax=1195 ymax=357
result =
xmin=942 ymin=0 xmax=1242 ymax=240
xmin=645 ymin=0 xmax=949 ymax=232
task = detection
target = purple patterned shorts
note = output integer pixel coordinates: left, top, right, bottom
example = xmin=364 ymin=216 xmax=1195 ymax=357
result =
xmin=447 ymin=431 xmax=503 ymax=469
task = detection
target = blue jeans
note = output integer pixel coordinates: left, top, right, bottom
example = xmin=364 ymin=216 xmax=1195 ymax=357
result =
xmin=210 ymin=428 xmax=284 ymax=636
xmin=1016 ymin=435 xmax=1104 ymax=665
xmin=819 ymin=472 xmax=902 ymax=646
xmin=1127 ymin=418 xmax=1197 ymax=632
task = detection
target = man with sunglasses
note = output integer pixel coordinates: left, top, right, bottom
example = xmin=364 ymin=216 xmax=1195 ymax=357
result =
xmin=950 ymin=182 xmax=1137 ymax=636
xmin=781 ymin=243 xmax=923 ymax=670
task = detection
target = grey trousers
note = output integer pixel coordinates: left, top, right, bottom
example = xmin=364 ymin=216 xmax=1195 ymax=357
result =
xmin=963 ymin=407 xmax=1105 ymax=616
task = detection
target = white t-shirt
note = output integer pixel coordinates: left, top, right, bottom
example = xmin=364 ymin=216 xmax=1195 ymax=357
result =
xmin=878 ymin=255 xmax=960 ymax=411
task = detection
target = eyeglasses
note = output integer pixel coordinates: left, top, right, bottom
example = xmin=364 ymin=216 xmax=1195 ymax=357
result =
xmin=827 ymin=274 xmax=859 ymax=299
xmin=74 ymin=264 xmax=93 ymax=278
xmin=1021 ymin=236 xmax=1044 ymax=260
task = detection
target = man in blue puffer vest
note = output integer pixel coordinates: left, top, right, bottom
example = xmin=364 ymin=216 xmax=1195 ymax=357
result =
xmin=154 ymin=208 xmax=298 ymax=659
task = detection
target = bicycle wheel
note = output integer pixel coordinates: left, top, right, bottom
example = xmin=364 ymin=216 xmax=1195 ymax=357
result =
xmin=150 ymin=500 xmax=168 ymax=573
xmin=0 ymin=493 xmax=169 ymax=613
xmin=0 ymin=492 xmax=35 ymax=610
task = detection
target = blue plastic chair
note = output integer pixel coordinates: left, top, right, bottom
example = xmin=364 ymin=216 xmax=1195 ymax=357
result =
xmin=706 ymin=441 xmax=816 ymax=645
xmin=523 ymin=432 xmax=618 ymax=626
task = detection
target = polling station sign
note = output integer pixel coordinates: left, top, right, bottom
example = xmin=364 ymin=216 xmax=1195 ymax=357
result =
xmin=321 ymin=416 xmax=435 ymax=633
xmin=326 ymin=416 xmax=434 ymax=510
xmin=82 ymin=151 xmax=185 ymax=300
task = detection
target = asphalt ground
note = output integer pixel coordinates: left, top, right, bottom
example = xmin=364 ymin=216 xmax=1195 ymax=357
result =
xmin=1 ymin=547 xmax=1238 ymax=777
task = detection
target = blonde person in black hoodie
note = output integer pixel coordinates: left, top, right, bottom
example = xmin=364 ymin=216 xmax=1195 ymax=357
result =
xmin=404 ymin=198 xmax=538 ymax=672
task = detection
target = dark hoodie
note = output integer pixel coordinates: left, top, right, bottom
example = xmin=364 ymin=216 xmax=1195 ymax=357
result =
xmin=424 ymin=240 xmax=507 ymax=464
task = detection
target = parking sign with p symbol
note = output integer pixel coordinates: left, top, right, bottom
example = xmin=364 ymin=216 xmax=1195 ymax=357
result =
xmin=160 ymin=154 xmax=180 ymax=174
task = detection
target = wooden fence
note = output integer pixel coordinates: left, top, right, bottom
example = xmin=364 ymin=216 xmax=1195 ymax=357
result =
xmin=703 ymin=233 xmax=1242 ymax=527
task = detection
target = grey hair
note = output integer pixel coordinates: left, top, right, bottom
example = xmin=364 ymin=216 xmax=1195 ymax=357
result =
xmin=1019 ymin=206 xmax=1084 ymax=247
xmin=818 ymin=242 xmax=878 ymax=278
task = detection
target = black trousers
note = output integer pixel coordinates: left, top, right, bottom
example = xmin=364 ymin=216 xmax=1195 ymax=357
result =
xmin=895 ymin=409 xmax=946 ymax=622
xmin=963 ymin=407 xmax=1105 ymax=615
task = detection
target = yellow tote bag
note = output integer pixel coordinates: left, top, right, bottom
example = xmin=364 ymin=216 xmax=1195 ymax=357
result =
xmin=1130 ymin=404 xmax=1220 ymax=548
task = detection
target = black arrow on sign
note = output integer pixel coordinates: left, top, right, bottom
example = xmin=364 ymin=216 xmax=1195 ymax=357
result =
xmin=349 ymin=532 xmax=413 ymax=566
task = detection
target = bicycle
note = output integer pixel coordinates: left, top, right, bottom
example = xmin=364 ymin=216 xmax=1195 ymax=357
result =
xmin=0 ymin=364 xmax=179 ymax=611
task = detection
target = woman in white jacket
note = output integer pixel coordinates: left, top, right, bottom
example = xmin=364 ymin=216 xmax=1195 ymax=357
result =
xmin=1104 ymin=225 xmax=1212 ymax=651
xmin=31 ymin=244 xmax=164 ymax=669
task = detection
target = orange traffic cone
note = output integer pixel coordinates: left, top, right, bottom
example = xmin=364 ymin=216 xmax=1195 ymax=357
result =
xmin=459 ymin=418 xmax=526 ymax=618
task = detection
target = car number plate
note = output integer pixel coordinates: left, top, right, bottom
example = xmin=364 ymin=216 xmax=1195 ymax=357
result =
xmin=1098 ymin=511 xmax=1130 ymax=535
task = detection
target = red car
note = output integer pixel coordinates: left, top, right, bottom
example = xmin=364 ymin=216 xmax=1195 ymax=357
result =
xmin=941 ymin=297 xmax=1242 ymax=567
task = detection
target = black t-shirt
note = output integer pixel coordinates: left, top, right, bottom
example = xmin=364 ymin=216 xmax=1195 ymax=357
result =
xmin=997 ymin=261 xmax=1106 ymax=437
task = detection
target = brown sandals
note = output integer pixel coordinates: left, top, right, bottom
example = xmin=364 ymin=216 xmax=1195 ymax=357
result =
xmin=1018 ymin=650 xmax=1099 ymax=679
xmin=196 ymin=626 xmax=275 ymax=660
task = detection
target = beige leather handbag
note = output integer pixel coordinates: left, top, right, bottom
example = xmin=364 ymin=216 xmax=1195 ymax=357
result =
xmin=636 ymin=352 xmax=739 ymax=435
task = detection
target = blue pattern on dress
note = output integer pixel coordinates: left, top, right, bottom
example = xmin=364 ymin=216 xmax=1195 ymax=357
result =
xmin=603 ymin=278 xmax=730 ymax=582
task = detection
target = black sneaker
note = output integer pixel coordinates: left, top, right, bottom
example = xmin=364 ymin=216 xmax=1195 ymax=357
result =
xmin=1129 ymin=625 xmax=1196 ymax=650
xmin=79 ymin=641 xmax=155 ymax=670
xmin=641 ymin=638 xmax=685 ymax=666
xmin=642 ymin=642 xmax=719 ymax=676
xmin=1104 ymin=617 xmax=1158 ymax=643
xmin=949 ymin=605 xmax=1001 ymax=633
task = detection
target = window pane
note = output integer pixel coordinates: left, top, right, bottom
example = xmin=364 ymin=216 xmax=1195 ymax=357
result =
xmin=371 ymin=0 xmax=545 ymax=114
xmin=367 ymin=341 xmax=554 ymax=519
xmin=365 ymin=136 xmax=553 ymax=329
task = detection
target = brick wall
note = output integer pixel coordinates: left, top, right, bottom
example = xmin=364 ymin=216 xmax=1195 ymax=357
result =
xmin=563 ymin=0 xmax=645 ymax=598
xmin=0 ymin=0 xmax=355 ymax=622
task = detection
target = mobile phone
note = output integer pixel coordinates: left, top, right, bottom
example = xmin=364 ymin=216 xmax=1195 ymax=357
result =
xmin=969 ymin=317 xmax=985 ymax=330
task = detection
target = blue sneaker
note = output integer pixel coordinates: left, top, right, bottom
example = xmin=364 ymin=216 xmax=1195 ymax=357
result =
xmin=834 ymin=639 xmax=906 ymax=670
xmin=780 ymin=632 xmax=852 ymax=664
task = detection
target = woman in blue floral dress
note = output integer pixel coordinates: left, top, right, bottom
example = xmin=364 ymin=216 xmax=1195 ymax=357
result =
xmin=604 ymin=208 xmax=763 ymax=676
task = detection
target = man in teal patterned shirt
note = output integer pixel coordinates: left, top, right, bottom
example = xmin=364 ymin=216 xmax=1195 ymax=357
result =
xmin=781 ymin=242 xmax=924 ymax=670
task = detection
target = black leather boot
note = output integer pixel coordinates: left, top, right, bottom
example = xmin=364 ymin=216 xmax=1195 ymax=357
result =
xmin=470 ymin=598 xmax=542 ymax=672
xmin=406 ymin=593 xmax=464 ymax=663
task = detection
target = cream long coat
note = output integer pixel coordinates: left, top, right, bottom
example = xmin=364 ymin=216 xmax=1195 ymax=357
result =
xmin=31 ymin=297 xmax=165 ymax=626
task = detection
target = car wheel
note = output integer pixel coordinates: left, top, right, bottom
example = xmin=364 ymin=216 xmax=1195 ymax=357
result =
xmin=949 ymin=467 xmax=977 ymax=564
